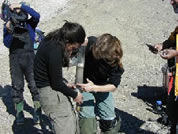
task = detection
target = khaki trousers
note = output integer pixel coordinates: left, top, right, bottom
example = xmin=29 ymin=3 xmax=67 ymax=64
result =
xmin=39 ymin=86 xmax=77 ymax=134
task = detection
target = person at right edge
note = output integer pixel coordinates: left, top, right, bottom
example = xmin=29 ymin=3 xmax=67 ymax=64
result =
xmin=77 ymin=34 xmax=124 ymax=134
xmin=154 ymin=1 xmax=178 ymax=133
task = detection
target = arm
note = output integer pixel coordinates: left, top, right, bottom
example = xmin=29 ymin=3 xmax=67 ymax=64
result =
xmin=48 ymin=48 xmax=83 ymax=104
xmin=109 ymin=66 xmax=124 ymax=88
xmin=78 ymin=66 xmax=124 ymax=92
xmin=48 ymin=47 xmax=78 ymax=99
xmin=160 ymin=49 xmax=178 ymax=59
xmin=21 ymin=4 xmax=40 ymax=21
xmin=93 ymin=84 xmax=116 ymax=92
xmin=154 ymin=26 xmax=178 ymax=51
xmin=162 ymin=26 xmax=178 ymax=49
xmin=77 ymin=78 xmax=116 ymax=92
xmin=9 ymin=3 xmax=40 ymax=20
xmin=3 ymin=22 xmax=13 ymax=48
xmin=21 ymin=4 xmax=40 ymax=29
xmin=9 ymin=3 xmax=40 ymax=29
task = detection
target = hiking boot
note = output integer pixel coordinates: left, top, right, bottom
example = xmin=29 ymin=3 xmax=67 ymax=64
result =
xmin=33 ymin=101 xmax=41 ymax=124
xmin=15 ymin=101 xmax=25 ymax=125
xmin=33 ymin=108 xmax=41 ymax=124
xmin=16 ymin=111 xmax=25 ymax=125
xmin=100 ymin=116 xmax=122 ymax=134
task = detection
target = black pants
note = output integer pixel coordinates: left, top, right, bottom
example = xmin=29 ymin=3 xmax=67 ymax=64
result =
xmin=9 ymin=52 xmax=39 ymax=103
xmin=167 ymin=79 xmax=178 ymax=133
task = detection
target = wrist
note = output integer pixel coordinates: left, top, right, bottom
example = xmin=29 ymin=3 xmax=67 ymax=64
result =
xmin=92 ymin=85 xmax=97 ymax=92
xmin=19 ymin=4 xmax=22 ymax=8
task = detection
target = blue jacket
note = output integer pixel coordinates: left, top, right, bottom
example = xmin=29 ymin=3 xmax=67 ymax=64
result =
xmin=3 ymin=4 xmax=40 ymax=48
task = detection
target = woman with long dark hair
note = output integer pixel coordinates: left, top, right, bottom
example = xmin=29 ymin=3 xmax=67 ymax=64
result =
xmin=34 ymin=21 xmax=86 ymax=134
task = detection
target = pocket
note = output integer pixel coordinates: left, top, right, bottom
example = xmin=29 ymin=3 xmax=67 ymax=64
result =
xmin=56 ymin=92 xmax=74 ymax=116
xmin=39 ymin=87 xmax=59 ymax=114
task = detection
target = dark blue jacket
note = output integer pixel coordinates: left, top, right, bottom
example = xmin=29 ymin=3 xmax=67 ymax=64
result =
xmin=3 ymin=4 xmax=40 ymax=48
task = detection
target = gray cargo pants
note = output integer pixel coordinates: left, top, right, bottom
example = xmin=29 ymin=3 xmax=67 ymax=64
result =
xmin=39 ymin=86 xmax=77 ymax=134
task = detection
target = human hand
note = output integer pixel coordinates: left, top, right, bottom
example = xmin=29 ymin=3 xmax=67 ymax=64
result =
xmin=146 ymin=44 xmax=158 ymax=54
xmin=170 ymin=0 xmax=174 ymax=4
xmin=6 ymin=21 xmax=11 ymax=29
xmin=5 ymin=21 xmax=13 ymax=33
xmin=160 ymin=49 xmax=178 ymax=59
xmin=9 ymin=3 xmax=21 ymax=12
xmin=67 ymin=83 xmax=76 ymax=88
xmin=74 ymin=91 xmax=83 ymax=104
xmin=154 ymin=43 xmax=163 ymax=52
xmin=170 ymin=0 xmax=178 ymax=5
xmin=81 ymin=37 xmax=88 ymax=46
xmin=77 ymin=78 xmax=96 ymax=92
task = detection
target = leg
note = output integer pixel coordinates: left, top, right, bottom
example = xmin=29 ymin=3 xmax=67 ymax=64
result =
xmin=175 ymin=100 xmax=178 ymax=134
xmin=39 ymin=86 xmax=77 ymax=134
xmin=9 ymin=54 xmax=25 ymax=125
xmin=94 ymin=92 xmax=121 ymax=134
xmin=23 ymin=53 xmax=39 ymax=102
xmin=78 ymin=92 xmax=97 ymax=134
xmin=166 ymin=84 xmax=178 ymax=134
xmin=176 ymin=122 xmax=178 ymax=134
xmin=10 ymin=54 xmax=24 ymax=103
xmin=23 ymin=53 xmax=41 ymax=123
xmin=79 ymin=118 xmax=97 ymax=134
xmin=99 ymin=117 xmax=121 ymax=134
xmin=14 ymin=101 xmax=25 ymax=125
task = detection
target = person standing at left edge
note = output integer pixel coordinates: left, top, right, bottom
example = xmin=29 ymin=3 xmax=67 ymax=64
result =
xmin=3 ymin=2 xmax=41 ymax=125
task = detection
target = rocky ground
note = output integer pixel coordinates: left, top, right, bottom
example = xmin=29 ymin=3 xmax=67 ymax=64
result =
xmin=0 ymin=0 xmax=178 ymax=134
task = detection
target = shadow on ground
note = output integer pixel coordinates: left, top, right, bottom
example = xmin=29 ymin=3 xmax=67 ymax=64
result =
xmin=115 ymin=108 xmax=155 ymax=134
xmin=131 ymin=85 xmax=170 ymax=127
xmin=0 ymin=85 xmax=53 ymax=134
xmin=132 ymin=85 xmax=167 ymax=114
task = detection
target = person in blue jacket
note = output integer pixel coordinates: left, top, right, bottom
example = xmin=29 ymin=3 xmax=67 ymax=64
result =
xmin=3 ymin=2 xmax=41 ymax=125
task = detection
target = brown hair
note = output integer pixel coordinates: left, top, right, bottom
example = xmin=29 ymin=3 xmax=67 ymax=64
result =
xmin=44 ymin=21 xmax=86 ymax=67
xmin=92 ymin=33 xmax=123 ymax=68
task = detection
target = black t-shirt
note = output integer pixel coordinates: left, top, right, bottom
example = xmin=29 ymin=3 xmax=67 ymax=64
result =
xmin=34 ymin=40 xmax=77 ymax=99
xmin=84 ymin=36 xmax=124 ymax=87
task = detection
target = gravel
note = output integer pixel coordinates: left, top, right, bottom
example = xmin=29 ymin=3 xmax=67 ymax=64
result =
xmin=0 ymin=0 xmax=177 ymax=133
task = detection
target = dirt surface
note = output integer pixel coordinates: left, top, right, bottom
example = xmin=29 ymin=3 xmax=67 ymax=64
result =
xmin=0 ymin=0 xmax=177 ymax=134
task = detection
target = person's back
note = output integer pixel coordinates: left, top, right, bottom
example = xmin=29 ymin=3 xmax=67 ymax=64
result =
xmin=34 ymin=40 xmax=62 ymax=88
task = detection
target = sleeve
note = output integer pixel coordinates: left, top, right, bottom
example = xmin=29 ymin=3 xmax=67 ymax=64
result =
xmin=3 ymin=25 xmax=13 ymax=48
xmin=21 ymin=4 xmax=40 ymax=29
xmin=47 ymin=47 xmax=78 ymax=99
xmin=162 ymin=26 xmax=178 ymax=49
xmin=108 ymin=66 xmax=124 ymax=88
